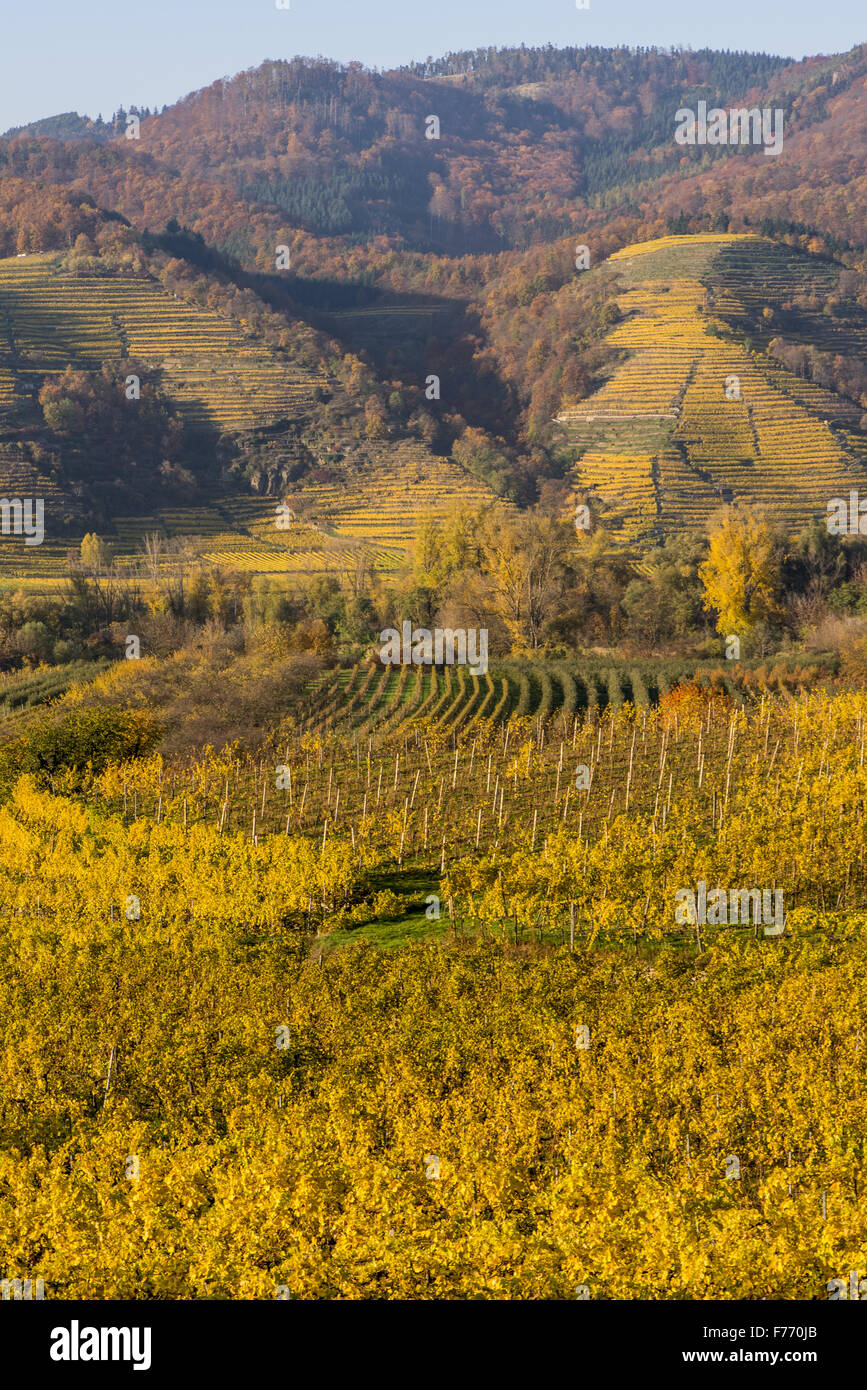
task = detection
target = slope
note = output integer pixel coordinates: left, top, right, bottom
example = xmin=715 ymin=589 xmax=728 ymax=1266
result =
xmin=0 ymin=253 xmax=498 ymax=587
xmin=557 ymin=234 xmax=867 ymax=540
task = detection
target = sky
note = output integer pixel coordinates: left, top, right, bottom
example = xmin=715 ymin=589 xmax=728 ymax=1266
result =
xmin=0 ymin=0 xmax=863 ymax=133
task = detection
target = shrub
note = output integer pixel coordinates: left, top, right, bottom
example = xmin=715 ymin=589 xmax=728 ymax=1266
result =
xmin=370 ymin=889 xmax=404 ymax=919
xmin=0 ymin=707 xmax=161 ymax=794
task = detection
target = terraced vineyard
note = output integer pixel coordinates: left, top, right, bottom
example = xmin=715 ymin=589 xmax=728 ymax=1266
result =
xmin=0 ymin=489 xmax=349 ymax=588
xmin=558 ymin=235 xmax=867 ymax=540
xmin=286 ymin=438 xmax=497 ymax=551
xmin=0 ymin=254 xmax=329 ymax=435
xmin=0 ymin=253 xmax=335 ymax=585
xmin=0 ymin=472 xmax=495 ymax=589
xmin=705 ymin=238 xmax=865 ymax=358
xmin=107 ymin=495 xmax=373 ymax=578
xmin=0 ymin=255 xmax=500 ymax=588
xmin=2 ymin=236 xmax=863 ymax=585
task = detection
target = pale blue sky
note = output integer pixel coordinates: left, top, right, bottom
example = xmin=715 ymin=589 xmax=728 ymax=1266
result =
xmin=1 ymin=0 xmax=863 ymax=133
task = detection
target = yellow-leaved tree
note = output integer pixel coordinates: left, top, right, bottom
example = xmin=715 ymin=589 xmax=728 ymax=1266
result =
xmin=699 ymin=507 xmax=782 ymax=634
xmin=79 ymin=532 xmax=111 ymax=572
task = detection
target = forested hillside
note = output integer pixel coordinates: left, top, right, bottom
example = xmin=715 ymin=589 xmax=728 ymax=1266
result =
xmin=0 ymin=42 xmax=864 ymax=561
xmin=5 ymin=45 xmax=864 ymax=253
